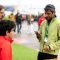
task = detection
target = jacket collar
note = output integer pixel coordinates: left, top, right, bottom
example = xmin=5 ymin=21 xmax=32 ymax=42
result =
xmin=0 ymin=36 xmax=13 ymax=43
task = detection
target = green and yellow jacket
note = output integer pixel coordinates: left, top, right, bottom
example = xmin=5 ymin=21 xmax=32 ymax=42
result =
xmin=38 ymin=17 xmax=60 ymax=55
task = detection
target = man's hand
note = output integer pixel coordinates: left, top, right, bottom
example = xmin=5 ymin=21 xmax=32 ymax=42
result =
xmin=35 ymin=31 xmax=41 ymax=40
xmin=43 ymin=44 xmax=50 ymax=52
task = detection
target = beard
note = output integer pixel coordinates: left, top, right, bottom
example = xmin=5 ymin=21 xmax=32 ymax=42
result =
xmin=45 ymin=17 xmax=52 ymax=23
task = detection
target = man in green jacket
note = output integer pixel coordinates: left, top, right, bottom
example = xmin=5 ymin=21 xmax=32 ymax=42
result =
xmin=36 ymin=4 xmax=60 ymax=60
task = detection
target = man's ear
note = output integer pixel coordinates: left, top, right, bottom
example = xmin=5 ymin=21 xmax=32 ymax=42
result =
xmin=52 ymin=12 xmax=55 ymax=17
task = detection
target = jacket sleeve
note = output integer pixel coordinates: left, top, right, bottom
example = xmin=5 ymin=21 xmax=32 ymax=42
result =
xmin=38 ymin=20 xmax=46 ymax=41
xmin=49 ymin=23 xmax=60 ymax=50
xmin=1 ymin=42 xmax=12 ymax=60
xmin=38 ymin=24 xmax=42 ymax=41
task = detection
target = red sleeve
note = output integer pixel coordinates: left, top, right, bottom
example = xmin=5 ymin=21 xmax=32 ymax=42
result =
xmin=38 ymin=16 xmax=45 ymax=26
xmin=1 ymin=42 xmax=12 ymax=60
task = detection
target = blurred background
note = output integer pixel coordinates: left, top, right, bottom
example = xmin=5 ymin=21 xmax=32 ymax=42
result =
xmin=0 ymin=0 xmax=60 ymax=18
xmin=0 ymin=0 xmax=60 ymax=60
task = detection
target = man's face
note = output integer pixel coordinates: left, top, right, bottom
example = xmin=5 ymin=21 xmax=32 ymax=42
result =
xmin=0 ymin=9 xmax=4 ymax=19
xmin=45 ymin=10 xmax=55 ymax=21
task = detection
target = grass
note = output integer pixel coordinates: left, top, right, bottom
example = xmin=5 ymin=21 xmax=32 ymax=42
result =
xmin=12 ymin=43 xmax=38 ymax=60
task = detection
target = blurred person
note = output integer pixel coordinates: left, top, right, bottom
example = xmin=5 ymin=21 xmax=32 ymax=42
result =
xmin=0 ymin=5 xmax=4 ymax=20
xmin=8 ymin=13 xmax=16 ymax=31
xmin=8 ymin=13 xmax=16 ymax=22
xmin=0 ymin=20 xmax=15 ymax=60
xmin=35 ymin=4 xmax=60 ymax=60
xmin=15 ymin=12 xmax=22 ymax=33
xmin=27 ymin=15 xmax=30 ymax=25
xmin=22 ymin=14 xmax=26 ymax=21
xmin=29 ymin=15 xmax=34 ymax=24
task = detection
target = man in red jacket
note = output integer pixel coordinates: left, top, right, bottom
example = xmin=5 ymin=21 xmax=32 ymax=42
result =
xmin=0 ymin=20 xmax=15 ymax=60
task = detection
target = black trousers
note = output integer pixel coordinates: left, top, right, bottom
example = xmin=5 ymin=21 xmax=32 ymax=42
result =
xmin=16 ymin=23 xmax=22 ymax=33
xmin=37 ymin=52 xmax=57 ymax=60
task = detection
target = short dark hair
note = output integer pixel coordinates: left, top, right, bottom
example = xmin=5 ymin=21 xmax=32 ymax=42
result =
xmin=0 ymin=20 xmax=15 ymax=36
xmin=44 ymin=4 xmax=55 ymax=13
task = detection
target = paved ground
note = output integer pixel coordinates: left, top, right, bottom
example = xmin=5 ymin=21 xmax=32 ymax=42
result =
xmin=14 ymin=21 xmax=40 ymax=51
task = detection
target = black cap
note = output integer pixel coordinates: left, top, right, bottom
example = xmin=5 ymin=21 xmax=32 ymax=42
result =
xmin=44 ymin=4 xmax=55 ymax=12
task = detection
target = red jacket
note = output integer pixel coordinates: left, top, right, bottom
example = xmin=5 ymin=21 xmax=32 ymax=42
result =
xmin=0 ymin=36 xmax=13 ymax=60
xmin=38 ymin=16 xmax=45 ymax=26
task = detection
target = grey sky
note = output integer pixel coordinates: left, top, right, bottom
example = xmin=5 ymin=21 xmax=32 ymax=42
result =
xmin=0 ymin=0 xmax=60 ymax=17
